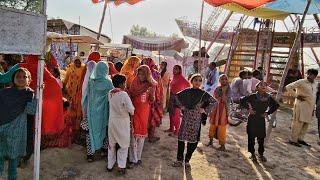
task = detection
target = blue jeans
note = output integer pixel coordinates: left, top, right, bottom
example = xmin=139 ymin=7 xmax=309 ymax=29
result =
xmin=0 ymin=158 xmax=19 ymax=180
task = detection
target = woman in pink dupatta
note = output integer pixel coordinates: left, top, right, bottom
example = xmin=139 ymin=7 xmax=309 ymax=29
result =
xmin=142 ymin=58 xmax=163 ymax=143
xmin=166 ymin=65 xmax=190 ymax=136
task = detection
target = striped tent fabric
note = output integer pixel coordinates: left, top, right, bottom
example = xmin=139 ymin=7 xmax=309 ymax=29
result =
xmin=205 ymin=0 xmax=320 ymax=20
xmin=92 ymin=0 xmax=143 ymax=5
xmin=122 ymin=35 xmax=189 ymax=51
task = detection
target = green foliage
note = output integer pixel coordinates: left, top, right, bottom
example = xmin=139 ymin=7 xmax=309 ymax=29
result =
xmin=130 ymin=24 xmax=157 ymax=37
xmin=129 ymin=25 xmax=180 ymax=38
xmin=0 ymin=0 xmax=41 ymax=13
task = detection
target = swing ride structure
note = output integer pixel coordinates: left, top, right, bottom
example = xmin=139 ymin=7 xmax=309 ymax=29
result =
xmin=177 ymin=0 xmax=320 ymax=106
xmin=177 ymin=0 xmax=320 ymax=142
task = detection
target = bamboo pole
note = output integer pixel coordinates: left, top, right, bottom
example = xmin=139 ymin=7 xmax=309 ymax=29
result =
xmin=206 ymin=11 xmax=233 ymax=52
xmin=266 ymin=0 xmax=313 ymax=143
xmin=97 ymin=0 xmax=108 ymax=40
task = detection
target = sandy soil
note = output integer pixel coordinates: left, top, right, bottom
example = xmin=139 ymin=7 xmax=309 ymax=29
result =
xmin=1 ymin=108 xmax=320 ymax=180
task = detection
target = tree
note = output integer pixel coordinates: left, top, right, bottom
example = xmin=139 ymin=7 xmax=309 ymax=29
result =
xmin=0 ymin=0 xmax=41 ymax=13
xmin=129 ymin=25 xmax=181 ymax=39
xmin=130 ymin=25 xmax=157 ymax=37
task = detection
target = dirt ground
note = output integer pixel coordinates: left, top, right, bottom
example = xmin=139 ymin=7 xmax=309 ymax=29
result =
xmin=2 ymin=108 xmax=320 ymax=180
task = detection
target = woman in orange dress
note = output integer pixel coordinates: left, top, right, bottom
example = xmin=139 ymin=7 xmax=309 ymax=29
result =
xmin=128 ymin=65 xmax=156 ymax=165
xmin=160 ymin=61 xmax=170 ymax=112
xmin=208 ymin=74 xmax=232 ymax=151
xmin=63 ymin=57 xmax=86 ymax=142
xmin=120 ymin=56 xmax=141 ymax=88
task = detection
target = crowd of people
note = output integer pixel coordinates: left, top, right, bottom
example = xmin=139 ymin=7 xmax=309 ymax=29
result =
xmin=0 ymin=51 xmax=319 ymax=179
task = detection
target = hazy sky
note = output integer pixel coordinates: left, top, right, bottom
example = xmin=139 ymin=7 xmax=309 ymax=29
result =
xmin=47 ymin=0 xmax=212 ymax=43
xmin=46 ymin=0 xmax=319 ymax=67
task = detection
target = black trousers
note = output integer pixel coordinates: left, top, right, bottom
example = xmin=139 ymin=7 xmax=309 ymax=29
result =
xmin=177 ymin=141 xmax=198 ymax=163
xmin=248 ymin=135 xmax=264 ymax=156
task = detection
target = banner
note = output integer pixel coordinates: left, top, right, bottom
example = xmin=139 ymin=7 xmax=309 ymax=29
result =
xmin=0 ymin=6 xmax=46 ymax=55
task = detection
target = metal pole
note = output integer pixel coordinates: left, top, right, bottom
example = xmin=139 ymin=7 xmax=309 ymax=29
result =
xmin=266 ymin=0 xmax=313 ymax=143
xmin=311 ymin=47 xmax=320 ymax=64
xmin=213 ymin=43 xmax=226 ymax=62
xmin=33 ymin=0 xmax=47 ymax=179
xmin=97 ymin=0 xmax=108 ymax=40
xmin=198 ymin=0 xmax=205 ymax=73
xmin=206 ymin=11 xmax=233 ymax=52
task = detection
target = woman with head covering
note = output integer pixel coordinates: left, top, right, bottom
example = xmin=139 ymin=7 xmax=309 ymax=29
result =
xmin=63 ymin=56 xmax=86 ymax=143
xmin=82 ymin=61 xmax=114 ymax=162
xmin=160 ymin=61 xmax=170 ymax=112
xmin=166 ymin=65 xmax=190 ymax=136
xmin=120 ymin=56 xmax=141 ymax=88
xmin=87 ymin=51 xmax=101 ymax=63
xmin=108 ymin=61 xmax=119 ymax=77
xmin=80 ymin=61 xmax=96 ymax=137
xmin=20 ymin=55 xmax=67 ymax=148
xmin=128 ymin=65 xmax=156 ymax=165
xmin=115 ymin=62 xmax=123 ymax=72
xmin=141 ymin=58 xmax=163 ymax=142
xmin=208 ymin=74 xmax=232 ymax=151
xmin=0 ymin=68 xmax=35 ymax=180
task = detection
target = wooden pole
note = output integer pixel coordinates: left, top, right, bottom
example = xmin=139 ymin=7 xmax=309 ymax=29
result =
xmin=97 ymin=0 xmax=108 ymax=40
xmin=206 ymin=11 xmax=233 ymax=52
xmin=266 ymin=0 xmax=313 ymax=143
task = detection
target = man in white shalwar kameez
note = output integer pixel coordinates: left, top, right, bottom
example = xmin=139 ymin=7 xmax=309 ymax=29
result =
xmin=107 ymin=75 xmax=135 ymax=175
xmin=286 ymin=69 xmax=318 ymax=147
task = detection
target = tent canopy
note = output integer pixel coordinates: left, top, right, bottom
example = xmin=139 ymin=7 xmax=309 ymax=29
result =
xmin=123 ymin=35 xmax=189 ymax=51
xmin=47 ymin=32 xmax=104 ymax=45
xmin=205 ymin=0 xmax=320 ymax=20
xmin=92 ymin=0 xmax=143 ymax=5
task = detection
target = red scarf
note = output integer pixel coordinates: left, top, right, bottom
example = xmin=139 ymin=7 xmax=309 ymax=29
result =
xmin=170 ymin=72 xmax=190 ymax=94
xmin=129 ymin=65 xmax=156 ymax=98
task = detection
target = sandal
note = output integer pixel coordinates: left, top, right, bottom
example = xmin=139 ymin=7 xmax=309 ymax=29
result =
xmin=87 ymin=155 xmax=94 ymax=163
xmin=172 ymin=161 xmax=183 ymax=167
xmin=258 ymin=155 xmax=267 ymax=163
xmin=250 ymin=154 xmax=258 ymax=163
xmin=289 ymin=140 xmax=302 ymax=147
xmin=118 ymin=168 xmax=126 ymax=175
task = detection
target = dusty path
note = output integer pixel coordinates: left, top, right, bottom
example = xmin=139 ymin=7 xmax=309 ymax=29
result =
xmin=2 ymin=110 xmax=320 ymax=180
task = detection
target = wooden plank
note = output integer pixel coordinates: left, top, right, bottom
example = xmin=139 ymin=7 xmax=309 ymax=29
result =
xmin=234 ymin=53 xmax=256 ymax=56
xmin=270 ymin=61 xmax=287 ymax=64
xmin=271 ymin=55 xmax=289 ymax=58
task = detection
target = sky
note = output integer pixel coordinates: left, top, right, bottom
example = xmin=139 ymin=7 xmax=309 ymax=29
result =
xmin=47 ymin=0 xmax=211 ymax=43
xmin=46 ymin=0 xmax=320 ymax=67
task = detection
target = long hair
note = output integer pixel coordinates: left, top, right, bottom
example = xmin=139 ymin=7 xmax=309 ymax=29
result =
xmin=160 ymin=61 xmax=167 ymax=78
